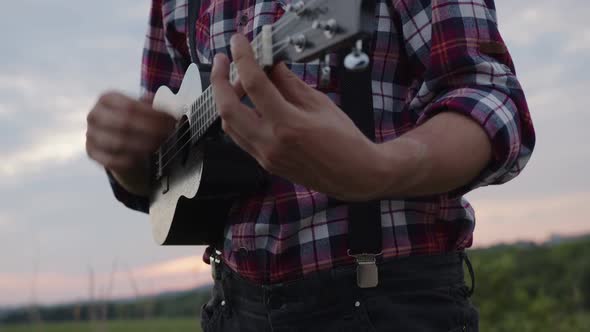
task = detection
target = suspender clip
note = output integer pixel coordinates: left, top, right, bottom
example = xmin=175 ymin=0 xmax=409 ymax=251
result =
xmin=210 ymin=250 xmax=222 ymax=280
xmin=348 ymin=251 xmax=381 ymax=288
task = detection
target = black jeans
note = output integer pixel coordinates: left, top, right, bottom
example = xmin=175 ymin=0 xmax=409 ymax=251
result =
xmin=200 ymin=252 xmax=479 ymax=332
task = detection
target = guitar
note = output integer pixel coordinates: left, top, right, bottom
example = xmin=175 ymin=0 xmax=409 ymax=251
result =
xmin=150 ymin=0 xmax=376 ymax=245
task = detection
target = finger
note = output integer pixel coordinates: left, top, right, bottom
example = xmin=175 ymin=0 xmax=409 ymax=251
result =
xmin=211 ymin=53 xmax=244 ymax=113
xmin=86 ymin=140 xmax=138 ymax=173
xmin=221 ymin=122 xmax=262 ymax=165
xmin=231 ymin=77 xmax=246 ymax=99
xmin=92 ymin=92 xmax=177 ymax=137
xmin=269 ymin=63 xmax=316 ymax=105
xmin=230 ymin=34 xmax=289 ymax=117
xmin=87 ymin=126 xmax=162 ymax=157
xmin=212 ymin=53 xmax=262 ymax=142
xmin=90 ymin=104 xmax=176 ymax=143
xmin=100 ymin=92 xmax=176 ymax=125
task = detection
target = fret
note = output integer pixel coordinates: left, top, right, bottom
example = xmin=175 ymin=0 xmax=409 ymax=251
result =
xmin=184 ymin=31 xmax=266 ymax=147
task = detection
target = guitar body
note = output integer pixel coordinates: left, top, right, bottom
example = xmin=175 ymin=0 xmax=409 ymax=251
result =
xmin=150 ymin=64 xmax=231 ymax=245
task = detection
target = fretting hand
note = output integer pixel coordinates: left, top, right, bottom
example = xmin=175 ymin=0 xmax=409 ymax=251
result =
xmin=211 ymin=34 xmax=390 ymax=201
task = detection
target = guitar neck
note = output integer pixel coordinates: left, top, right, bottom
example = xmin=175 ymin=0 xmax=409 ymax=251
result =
xmin=187 ymin=21 xmax=276 ymax=144
xmin=154 ymin=34 xmax=268 ymax=178
xmin=186 ymin=63 xmax=239 ymax=145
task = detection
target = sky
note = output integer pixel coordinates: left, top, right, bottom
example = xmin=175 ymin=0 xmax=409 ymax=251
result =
xmin=0 ymin=0 xmax=589 ymax=307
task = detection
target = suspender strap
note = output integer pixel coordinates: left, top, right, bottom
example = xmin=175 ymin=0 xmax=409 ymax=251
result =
xmin=338 ymin=39 xmax=382 ymax=288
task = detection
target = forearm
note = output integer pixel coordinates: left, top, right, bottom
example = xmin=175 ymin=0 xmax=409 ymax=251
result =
xmin=374 ymin=111 xmax=492 ymax=199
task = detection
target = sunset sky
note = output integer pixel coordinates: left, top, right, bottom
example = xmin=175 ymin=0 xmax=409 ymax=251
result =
xmin=1 ymin=0 xmax=589 ymax=307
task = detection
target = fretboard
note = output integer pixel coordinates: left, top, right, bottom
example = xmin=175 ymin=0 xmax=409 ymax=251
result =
xmin=187 ymin=64 xmax=239 ymax=145
xmin=155 ymin=35 xmax=266 ymax=176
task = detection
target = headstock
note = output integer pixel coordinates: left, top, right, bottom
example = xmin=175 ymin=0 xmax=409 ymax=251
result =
xmin=270 ymin=0 xmax=375 ymax=64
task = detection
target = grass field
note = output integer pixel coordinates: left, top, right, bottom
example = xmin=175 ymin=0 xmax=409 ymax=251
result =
xmin=0 ymin=319 xmax=202 ymax=332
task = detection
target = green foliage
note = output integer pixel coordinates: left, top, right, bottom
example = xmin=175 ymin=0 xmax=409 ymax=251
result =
xmin=467 ymin=237 xmax=590 ymax=332
xmin=1 ymin=237 xmax=589 ymax=331
xmin=0 ymin=319 xmax=201 ymax=332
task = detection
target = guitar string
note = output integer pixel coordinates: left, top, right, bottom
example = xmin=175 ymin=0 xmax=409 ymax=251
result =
xmin=157 ymin=24 xmax=316 ymax=165
xmin=154 ymin=0 xmax=321 ymax=154
xmin=156 ymin=26 xmax=325 ymax=171
xmin=154 ymin=38 xmax=260 ymax=153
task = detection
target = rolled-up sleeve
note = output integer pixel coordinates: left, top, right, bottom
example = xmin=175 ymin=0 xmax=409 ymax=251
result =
xmin=394 ymin=0 xmax=536 ymax=193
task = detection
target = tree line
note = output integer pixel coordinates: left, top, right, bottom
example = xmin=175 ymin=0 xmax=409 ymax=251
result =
xmin=2 ymin=235 xmax=589 ymax=331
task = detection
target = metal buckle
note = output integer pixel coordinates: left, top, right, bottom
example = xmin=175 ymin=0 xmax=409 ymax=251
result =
xmin=210 ymin=250 xmax=222 ymax=280
xmin=348 ymin=250 xmax=381 ymax=288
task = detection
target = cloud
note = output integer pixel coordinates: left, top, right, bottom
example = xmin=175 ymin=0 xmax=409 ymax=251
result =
xmin=0 ymin=72 xmax=93 ymax=177
xmin=471 ymin=192 xmax=590 ymax=247
xmin=0 ymin=127 xmax=85 ymax=177
xmin=563 ymin=27 xmax=590 ymax=54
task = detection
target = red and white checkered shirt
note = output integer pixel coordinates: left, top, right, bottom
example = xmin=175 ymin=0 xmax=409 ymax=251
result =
xmin=109 ymin=0 xmax=535 ymax=284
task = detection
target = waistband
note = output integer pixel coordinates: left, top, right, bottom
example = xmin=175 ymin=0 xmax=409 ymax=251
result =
xmin=212 ymin=251 xmax=470 ymax=309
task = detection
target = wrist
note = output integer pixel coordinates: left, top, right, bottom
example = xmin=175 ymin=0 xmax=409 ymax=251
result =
xmin=108 ymin=164 xmax=151 ymax=196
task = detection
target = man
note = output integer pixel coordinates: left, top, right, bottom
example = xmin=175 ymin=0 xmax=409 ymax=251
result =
xmin=86 ymin=0 xmax=535 ymax=331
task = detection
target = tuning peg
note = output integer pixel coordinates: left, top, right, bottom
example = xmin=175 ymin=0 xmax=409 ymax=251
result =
xmin=312 ymin=19 xmax=339 ymax=39
xmin=344 ymin=40 xmax=370 ymax=72
xmin=285 ymin=1 xmax=305 ymax=15
xmin=289 ymin=34 xmax=307 ymax=53
xmin=319 ymin=54 xmax=331 ymax=88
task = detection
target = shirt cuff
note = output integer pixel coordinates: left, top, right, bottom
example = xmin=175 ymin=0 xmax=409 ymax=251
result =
xmin=106 ymin=169 xmax=150 ymax=213
xmin=417 ymin=87 xmax=523 ymax=197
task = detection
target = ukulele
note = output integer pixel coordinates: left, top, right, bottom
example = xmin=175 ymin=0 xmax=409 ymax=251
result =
xmin=150 ymin=0 xmax=375 ymax=245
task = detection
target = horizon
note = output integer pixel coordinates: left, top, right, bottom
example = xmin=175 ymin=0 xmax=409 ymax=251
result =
xmin=2 ymin=231 xmax=588 ymax=309
xmin=1 ymin=0 xmax=589 ymax=308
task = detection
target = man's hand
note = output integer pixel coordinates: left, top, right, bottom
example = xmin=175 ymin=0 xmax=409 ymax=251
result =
xmin=86 ymin=91 xmax=177 ymax=195
xmin=211 ymin=34 xmax=389 ymax=201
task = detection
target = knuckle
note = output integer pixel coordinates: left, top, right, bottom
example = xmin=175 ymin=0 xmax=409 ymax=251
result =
xmin=210 ymin=69 xmax=222 ymax=85
xmin=263 ymin=145 xmax=281 ymax=169
xmin=97 ymin=90 xmax=119 ymax=106
xmin=217 ymin=104 xmax=233 ymax=121
xmin=241 ymin=73 xmax=264 ymax=94
xmin=110 ymin=137 xmax=125 ymax=154
xmin=118 ymin=107 xmax=134 ymax=131
xmin=85 ymin=139 xmax=94 ymax=157
xmin=103 ymin=156 xmax=117 ymax=170
xmin=274 ymin=124 xmax=296 ymax=146
xmin=86 ymin=110 xmax=96 ymax=125
xmin=221 ymin=120 xmax=229 ymax=133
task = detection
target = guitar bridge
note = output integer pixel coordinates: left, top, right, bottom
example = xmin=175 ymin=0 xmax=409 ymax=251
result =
xmin=162 ymin=175 xmax=170 ymax=195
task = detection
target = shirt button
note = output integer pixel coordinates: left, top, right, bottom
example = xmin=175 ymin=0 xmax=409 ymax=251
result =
xmin=238 ymin=247 xmax=248 ymax=258
xmin=239 ymin=14 xmax=249 ymax=26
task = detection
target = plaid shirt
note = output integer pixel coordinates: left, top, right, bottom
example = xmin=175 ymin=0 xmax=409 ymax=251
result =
xmin=109 ymin=0 xmax=535 ymax=284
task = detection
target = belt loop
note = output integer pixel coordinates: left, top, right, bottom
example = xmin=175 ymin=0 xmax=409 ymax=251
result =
xmin=461 ymin=252 xmax=475 ymax=297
